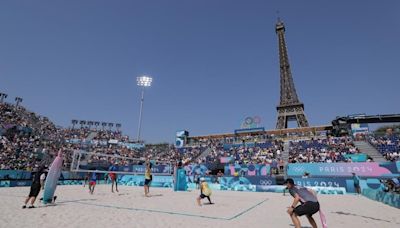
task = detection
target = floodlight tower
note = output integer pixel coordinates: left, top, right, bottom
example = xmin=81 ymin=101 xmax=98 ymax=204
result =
xmin=15 ymin=97 xmax=23 ymax=107
xmin=0 ymin=93 xmax=7 ymax=103
xmin=136 ymin=75 xmax=152 ymax=142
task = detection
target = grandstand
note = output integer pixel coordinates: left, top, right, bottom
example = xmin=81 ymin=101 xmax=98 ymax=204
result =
xmin=2 ymin=100 xmax=400 ymax=173
xmin=369 ymin=134 xmax=400 ymax=162
xmin=0 ymin=102 xmax=184 ymax=171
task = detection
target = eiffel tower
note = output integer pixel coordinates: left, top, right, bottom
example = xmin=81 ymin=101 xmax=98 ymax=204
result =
xmin=275 ymin=19 xmax=309 ymax=129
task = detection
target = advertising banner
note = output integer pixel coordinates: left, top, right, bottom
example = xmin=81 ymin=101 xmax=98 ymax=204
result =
xmin=362 ymin=188 xmax=400 ymax=208
xmin=118 ymin=175 xmax=173 ymax=188
xmin=9 ymin=180 xmax=32 ymax=187
xmin=287 ymin=162 xmax=394 ymax=177
xmin=292 ymin=177 xmax=349 ymax=188
xmin=129 ymin=165 xmax=171 ymax=175
xmin=0 ymin=170 xmax=31 ymax=180
xmin=219 ymin=176 xmax=276 ymax=192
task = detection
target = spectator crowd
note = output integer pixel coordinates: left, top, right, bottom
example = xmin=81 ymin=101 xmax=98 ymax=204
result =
xmin=1 ymin=102 xmax=399 ymax=172
xmin=369 ymin=135 xmax=400 ymax=162
xmin=288 ymin=136 xmax=362 ymax=163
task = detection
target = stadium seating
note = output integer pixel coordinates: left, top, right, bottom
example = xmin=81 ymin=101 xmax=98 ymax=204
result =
xmin=1 ymin=102 xmax=398 ymax=171
xmin=368 ymin=135 xmax=400 ymax=161
xmin=288 ymin=136 xmax=361 ymax=163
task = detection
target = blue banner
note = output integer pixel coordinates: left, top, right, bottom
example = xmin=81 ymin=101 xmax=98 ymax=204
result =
xmin=287 ymin=162 xmax=396 ymax=177
xmin=291 ymin=177 xmax=355 ymax=193
xmin=362 ymin=188 xmax=400 ymax=208
xmin=118 ymin=175 xmax=173 ymax=188
xmin=292 ymin=177 xmax=349 ymax=188
xmin=219 ymin=176 xmax=276 ymax=192
xmin=0 ymin=180 xmax=10 ymax=187
xmin=343 ymin=153 xmax=367 ymax=162
xmin=0 ymin=170 xmax=32 ymax=180
xmin=125 ymin=165 xmax=171 ymax=175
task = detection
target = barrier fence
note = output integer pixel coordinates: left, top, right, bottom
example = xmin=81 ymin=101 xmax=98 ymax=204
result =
xmin=362 ymin=188 xmax=400 ymax=208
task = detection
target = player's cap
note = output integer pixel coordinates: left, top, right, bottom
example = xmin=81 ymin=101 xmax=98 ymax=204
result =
xmin=283 ymin=178 xmax=294 ymax=185
xmin=200 ymin=177 xmax=205 ymax=182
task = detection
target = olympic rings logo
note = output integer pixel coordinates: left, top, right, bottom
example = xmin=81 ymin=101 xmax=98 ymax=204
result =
xmin=259 ymin=180 xmax=273 ymax=185
xmin=292 ymin=167 xmax=305 ymax=172
xmin=241 ymin=116 xmax=262 ymax=128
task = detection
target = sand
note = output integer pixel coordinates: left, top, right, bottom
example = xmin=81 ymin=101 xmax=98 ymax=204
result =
xmin=0 ymin=185 xmax=399 ymax=228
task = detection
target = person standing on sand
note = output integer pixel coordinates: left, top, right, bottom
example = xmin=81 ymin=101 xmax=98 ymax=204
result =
xmin=109 ymin=163 xmax=119 ymax=193
xmin=83 ymin=172 xmax=89 ymax=187
xmin=89 ymin=172 xmax=97 ymax=195
xmin=196 ymin=177 xmax=213 ymax=206
xmin=144 ymin=161 xmax=152 ymax=197
xmin=285 ymin=178 xmax=320 ymax=228
xmin=22 ymin=165 xmax=46 ymax=209
xmin=352 ymin=173 xmax=361 ymax=194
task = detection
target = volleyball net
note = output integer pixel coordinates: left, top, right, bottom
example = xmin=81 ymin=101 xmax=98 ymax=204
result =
xmin=70 ymin=150 xmax=173 ymax=176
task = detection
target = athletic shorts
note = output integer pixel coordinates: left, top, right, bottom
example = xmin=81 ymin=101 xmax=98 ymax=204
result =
xmin=144 ymin=179 xmax=152 ymax=186
xmin=29 ymin=183 xmax=41 ymax=197
xmin=294 ymin=202 xmax=320 ymax=216
xmin=89 ymin=181 xmax=96 ymax=186
xmin=199 ymin=194 xmax=209 ymax=199
xmin=109 ymin=173 xmax=116 ymax=180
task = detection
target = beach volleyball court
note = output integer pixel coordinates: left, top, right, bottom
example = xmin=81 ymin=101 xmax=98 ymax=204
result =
xmin=0 ymin=185 xmax=399 ymax=228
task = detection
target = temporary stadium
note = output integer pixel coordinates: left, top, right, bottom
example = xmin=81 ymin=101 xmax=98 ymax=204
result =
xmin=1 ymin=1 xmax=399 ymax=228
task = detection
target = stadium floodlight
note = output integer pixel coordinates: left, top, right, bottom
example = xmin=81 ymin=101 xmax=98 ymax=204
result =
xmin=94 ymin=121 xmax=100 ymax=129
xmin=0 ymin=93 xmax=8 ymax=103
xmin=71 ymin=120 xmax=79 ymax=128
xmin=15 ymin=97 xmax=23 ymax=107
xmin=137 ymin=76 xmax=153 ymax=87
xmin=136 ymin=75 xmax=152 ymax=142
xmin=79 ymin=120 xmax=86 ymax=128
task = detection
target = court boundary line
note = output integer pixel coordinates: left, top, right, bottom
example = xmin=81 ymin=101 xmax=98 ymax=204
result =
xmin=228 ymin=198 xmax=268 ymax=220
xmin=70 ymin=198 xmax=269 ymax=221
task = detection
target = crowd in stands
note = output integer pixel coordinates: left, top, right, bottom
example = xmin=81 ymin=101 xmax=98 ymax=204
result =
xmin=203 ymin=140 xmax=284 ymax=165
xmin=369 ymin=135 xmax=400 ymax=162
xmin=0 ymin=103 xmax=64 ymax=170
xmin=380 ymin=177 xmax=400 ymax=194
xmin=288 ymin=136 xmax=361 ymax=163
xmin=2 ymin=101 xmax=400 ymax=172
xmin=182 ymin=137 xmax=284 ymax=174
xmin=1 ymin=102 xmax=203 ymax=170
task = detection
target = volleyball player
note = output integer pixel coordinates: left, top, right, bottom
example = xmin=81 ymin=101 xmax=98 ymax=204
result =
xmin=109 ymin=163 xmax=118 ymax=193
xmin=22 ymin=166 xmax=46 ymax=209
xmin=88 ymin=172 xmax=97 ymax=195
xmin=196 ymin=177 xmax=213 ymax=206
xmin=284 ymin=178 xmax=320 ymax=228
xmin=83 ymin=172 xmax=89 ymax=187
xmin=144 ymin=161 xmax=152 ymax=197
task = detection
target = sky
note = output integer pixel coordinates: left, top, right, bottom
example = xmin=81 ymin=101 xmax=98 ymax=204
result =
xmin=0 ymin=0 xmax=399 ymax=143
